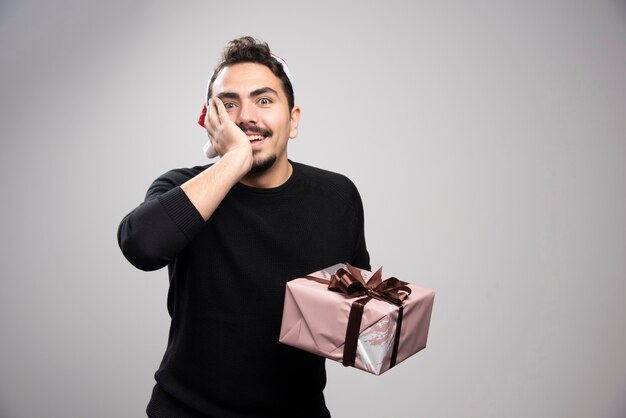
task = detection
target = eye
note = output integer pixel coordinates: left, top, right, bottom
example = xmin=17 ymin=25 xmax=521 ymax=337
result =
xmin=258 ymin=97 xmax=272 ymax=105
xmin=223 ymin=102 xmax=237 ymax=110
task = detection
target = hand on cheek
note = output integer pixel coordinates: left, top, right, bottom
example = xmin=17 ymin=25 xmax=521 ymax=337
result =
xmin=204 ymin=98 xmax=253 ymax=161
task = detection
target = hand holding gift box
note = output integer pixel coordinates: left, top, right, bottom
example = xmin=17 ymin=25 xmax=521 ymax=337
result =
xmin=279 ymin=263 xmax=435 ymax=375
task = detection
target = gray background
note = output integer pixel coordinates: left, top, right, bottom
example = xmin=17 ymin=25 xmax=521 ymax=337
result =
xmin=1 ymin=1 xmax=625 ymax=417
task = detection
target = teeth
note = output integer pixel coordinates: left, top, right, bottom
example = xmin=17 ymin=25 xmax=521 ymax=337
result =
xmin=248 ymin=135 xmax=264 ymax=141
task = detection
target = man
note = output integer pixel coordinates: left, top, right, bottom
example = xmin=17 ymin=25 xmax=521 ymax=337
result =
xmin=118 ymin=36 xmax=370 ymax=417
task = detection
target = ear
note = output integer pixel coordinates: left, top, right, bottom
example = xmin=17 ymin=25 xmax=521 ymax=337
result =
xmin=288 ymin=106 xmax=301 ymax=139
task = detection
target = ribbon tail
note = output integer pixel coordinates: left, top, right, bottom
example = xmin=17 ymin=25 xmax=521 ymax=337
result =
xmin=343 ymin=296 xmax=371 ymax=367
xmin=389 ymin=305 xmax=404 ymax=368
xmin=305 ymin=275 xmax=331 ymax=285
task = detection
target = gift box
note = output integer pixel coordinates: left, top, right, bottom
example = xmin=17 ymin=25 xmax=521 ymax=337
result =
xmin=279 ymin=263 xmax=435 ymax=375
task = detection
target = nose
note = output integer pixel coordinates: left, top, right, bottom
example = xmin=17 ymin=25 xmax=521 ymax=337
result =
xmin=235 ymin=100 xmax=257 ymax=125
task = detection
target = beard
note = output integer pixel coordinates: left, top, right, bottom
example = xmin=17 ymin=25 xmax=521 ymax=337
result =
xmin=238 ymin=122 xmax=276 ymax=175
xmin=249 ymin=154 xmax=277 ymax=174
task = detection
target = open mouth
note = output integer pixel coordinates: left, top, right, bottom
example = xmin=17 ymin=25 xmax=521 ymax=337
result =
xmin=247 ymin=134 xmax=266 ymax=143
xmin=240 ymin=124 xmax=271 ymax=143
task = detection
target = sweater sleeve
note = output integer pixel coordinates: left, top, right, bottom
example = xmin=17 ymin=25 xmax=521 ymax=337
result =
xmin=117 ymin=170 xmax=207 ymax=271
xmin=349 ymin=184 xmax=371 ymax=271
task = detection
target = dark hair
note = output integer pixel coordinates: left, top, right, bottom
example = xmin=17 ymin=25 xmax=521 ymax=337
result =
xmin=207 ymin=36 xmax=295 ymax=111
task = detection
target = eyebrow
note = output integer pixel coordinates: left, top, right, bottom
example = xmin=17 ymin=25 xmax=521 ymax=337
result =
xmin=250 ymin=87 xmax=278 ymax=97
xmin=216 ymin=92 xmax=240 ymax=100
xmin=215 ymin=87 xmax=279 ymax=101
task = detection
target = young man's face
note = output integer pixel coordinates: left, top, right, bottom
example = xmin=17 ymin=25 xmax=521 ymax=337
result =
xmin=211 ymin=62 xmax=300 ymax=175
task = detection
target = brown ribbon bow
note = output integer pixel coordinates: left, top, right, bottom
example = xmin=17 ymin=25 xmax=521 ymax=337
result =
xmin=308 ymin=264 xmax=412 ymax=369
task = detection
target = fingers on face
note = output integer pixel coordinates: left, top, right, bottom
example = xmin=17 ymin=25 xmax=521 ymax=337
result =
xmin=211 ymin=97 xmax=227 ymax=125
xmin=206 ymin=98 xmax=232 ymax=148
xmin=204 ymin=98 xmax=218 ymax=137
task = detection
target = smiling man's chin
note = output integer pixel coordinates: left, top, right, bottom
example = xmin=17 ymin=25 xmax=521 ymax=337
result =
xmin=249 ymin=155 xmax=277 ymax=175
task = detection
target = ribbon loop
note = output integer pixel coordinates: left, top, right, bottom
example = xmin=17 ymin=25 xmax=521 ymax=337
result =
xmin=327 ymin=264 xmax=411 ymax=306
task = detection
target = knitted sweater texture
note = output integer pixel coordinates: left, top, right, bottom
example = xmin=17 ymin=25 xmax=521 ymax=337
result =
xmin=117 ymin=161 xmax=370 ymax=417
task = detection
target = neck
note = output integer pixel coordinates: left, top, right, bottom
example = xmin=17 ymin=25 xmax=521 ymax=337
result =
xmin=240 ymin=158 xmax=293 ymax=188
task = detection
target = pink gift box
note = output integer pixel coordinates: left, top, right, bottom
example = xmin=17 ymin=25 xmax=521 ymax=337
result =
xmin=279 ymin=263 xmax=435 ymax=375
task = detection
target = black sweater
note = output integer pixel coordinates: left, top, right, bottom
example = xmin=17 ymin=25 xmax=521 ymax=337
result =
xmin=118 ymin=161 xmax=370 ymax=418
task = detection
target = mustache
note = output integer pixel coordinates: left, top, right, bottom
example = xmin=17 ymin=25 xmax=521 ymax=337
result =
xmin=238 ymin=123 xmax=272 ymax=137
